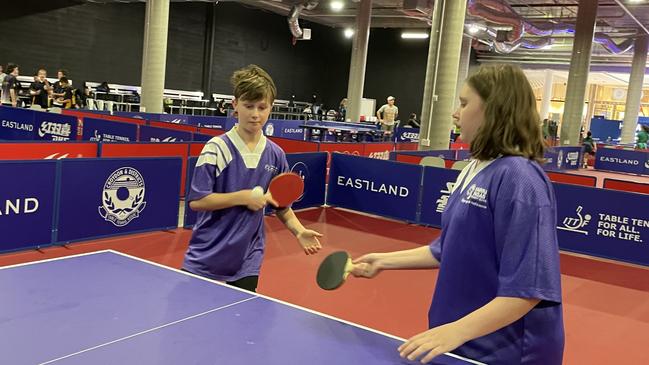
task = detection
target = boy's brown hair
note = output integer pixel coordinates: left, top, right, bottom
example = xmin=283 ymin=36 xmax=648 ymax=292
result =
xmin=231 ymin=64 xmax=277 ymax=103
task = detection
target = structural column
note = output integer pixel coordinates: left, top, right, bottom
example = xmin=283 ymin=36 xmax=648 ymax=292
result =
xmin=140 ymin=0 xmax=170 ymax=113
xmin=620 ymin=35 xmax=648 ymax=144
xmin=419 ymin=0 xmax=444 ymax=142
xmin=454 ymin=33 xmax=473 ymax=107
xmin=420 ymin=0 xmax=468 ymax=150
xmin=560 ymin=0 xmax=597 ymax=145
xmin=346 ymin=0 xmax=372 ymax=122
xmin=202 ymin=3 xmax=217 ymax=101
xmin=539 ymin=69 xmax=554 ymax=121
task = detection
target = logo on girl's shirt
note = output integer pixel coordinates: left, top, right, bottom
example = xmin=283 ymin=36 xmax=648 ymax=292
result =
xmin=462 ymin=184 xmax=488 ymax=209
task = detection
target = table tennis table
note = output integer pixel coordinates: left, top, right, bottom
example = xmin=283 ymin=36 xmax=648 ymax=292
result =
xmin=0 ymin=250 xmax=484 ymax=365
xmin=301 ymin=123 xmax=385 ymax=142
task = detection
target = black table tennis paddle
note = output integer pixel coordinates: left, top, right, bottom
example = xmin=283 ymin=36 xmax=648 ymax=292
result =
xmin=316 ymin=251 xmax=354 ymax=290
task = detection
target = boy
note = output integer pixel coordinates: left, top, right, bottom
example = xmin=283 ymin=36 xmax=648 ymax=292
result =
xmin=183 ymin=65 xmax=322 ymax=292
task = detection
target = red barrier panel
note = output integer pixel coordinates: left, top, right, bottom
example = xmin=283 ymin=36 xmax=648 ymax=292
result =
xmin=546 ymin=171 xmax=597 ymax=187
xmin=0 ymin=142 xmax=98 ymax=160
xmin=189 ymin=142 xmax=206 ymax=156
xmin=149 ymin=121 xmax=198 ymax=133
xmin=450 ymin=142 xmax=469 ymax=150
xmin=362 ymin=143 xmax=394 ymax=160
xmin=270 ymin=137 xmax=319 ymax=153
xmin=197 ymin=127 xmax=225 ymax=136
xmin=603 ymin=178 xmax=649 ymax=195
xmin=101 ymin=143 xmax=190 ymax=195
xmin=395 ymin=142 xmax=418 ymax=151
xmin=62 ymin=110 xmax=146 ymax=125
xmin=395 ymin=154 xmax=423 ymax=165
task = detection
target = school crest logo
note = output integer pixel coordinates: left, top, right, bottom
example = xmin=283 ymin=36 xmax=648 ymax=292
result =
xmin=98 ymin=167 xmax=147 ymax=227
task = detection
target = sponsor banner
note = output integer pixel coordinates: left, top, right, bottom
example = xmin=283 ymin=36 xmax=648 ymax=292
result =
xmin=418 ymin=167 xmax=462 ymax=228
xmin=394 ymin=127 xmax=420 ymax=143
xmin=327 ymin=153 xmax=422 ymax=222
xmin=159 ymin=114 xmax=189 ymax=124
xmin=139 ymin=125 xmax=192 ymax=142
xmin=192 ymin=116 xmax=229 ymax=129
xmin=554 ymin=183 xmax=649 ymax=266
xmin=362 ymin=143 xmax=394 ymax=160
xmin=81 ymin=118 xmax=137 ymax=143
xmin=0 ymin=161 xmax=57 ymax=252
xmin=0 ymin=142 xmax=98 ymax=160
xmin=0 ymin=107 xmax=36 ymax=140
xmin=33 ymin=112 xmax=78 ymax=141
xmin=595 ymin=147 xmax=648 ymax=175
xmin=56 ymin=158 xmax=181 ymax=242
xmin=100 ymin=142 xmax=190 ymax=196
xmin=286 ymin=152 xmax=327 ymax=210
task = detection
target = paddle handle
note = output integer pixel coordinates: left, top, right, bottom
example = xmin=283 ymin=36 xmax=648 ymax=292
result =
xmin=342 ymin=258 xmax=354 ymax=280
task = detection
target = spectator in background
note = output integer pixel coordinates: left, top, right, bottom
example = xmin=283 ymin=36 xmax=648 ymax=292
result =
xmin=377 ymin=96 xmax=399 ymax=132
xmin=1 ymin=63 xmax=20 ymax=107
xmin=52 ymin=69 xmax=68 ymax=99
xmin=53 ymin=77 xmax=73 ymax=109
xmin=582 ymin=131 xmax=596 ymax=167
xmin=0 ymin=64 xmax=6 ymax=85
xmin=96 ymin=81 xmax=111 ymax=93
xmin=406 ymin=112 xmax=420 ymax=128
xmin=636 ymin=125 xmax=649 ymax=149
xmin=29 ymin=68 xmax=51 ymax=109
xmin=215 ymin=99 xmax=227 ymax=116
xmin=338 ymin=98 xmax=347 ymax=121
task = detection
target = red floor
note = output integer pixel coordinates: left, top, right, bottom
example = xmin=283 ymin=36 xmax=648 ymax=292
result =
xmin=572 ymin=168 xmax=649 ymax=188
xmin=1 ymin=207 xmax=648 ymax=364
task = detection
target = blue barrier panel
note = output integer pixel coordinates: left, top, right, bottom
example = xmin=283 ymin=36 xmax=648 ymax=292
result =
xmin=554 ymin=183 xmax=649 ymax=266
xmin=82 ymin=117 xmax=138 ymax=142
xmin=286 ymin=152 xmax=327 ymax=210
xmin=394 ymin=128 xmax=419 ymax=143
xmin=33 ymin=112 xmax=78 ymax=141
xmin=418 ymin=167 xmax=461 ymax=228
xmin=543 ymin=149 xmax=561 ymax=171
xmin=189 ymin=116 xmax=229 ymax=129
xmin=114 ymin=112 xmax=162 ymax=121
xmin=0 ymin=160 xmax=58 ymax=253
xmin=276 ymin=120 xmax=305 ymax=140
xmin=0 ymin=107 xmax=36 ymax=140
xmin=456 ymin=149 xmax=471 ymax=161
xmin=556 ymin=146 xmax=582 ymax=170
xmin=595 ymin=147 xmax=648 ymax=175
xmin=139 ymin=124 xmax=192 ymax=142
xmin=184 ymin=157 xmax=199 ymax=228
xmin=192 ymin=133 xmax=214 ymax=142
xmin=159 ymin=114 xmax=189 ymax=124
xmin=56 ymin=157 xmax=181 ymax=243
xmin=327 ymin=153 xmax=422 ymax=222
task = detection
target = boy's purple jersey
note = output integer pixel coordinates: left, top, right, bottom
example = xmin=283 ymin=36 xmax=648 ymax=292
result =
xmin=429 ymin=157 xmax=564 ymax=364
xmin=183 ymin=127 xmax=289 ymax=281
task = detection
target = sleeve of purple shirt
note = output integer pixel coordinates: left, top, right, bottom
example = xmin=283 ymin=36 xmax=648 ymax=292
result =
xmin=428 ymin=236 xmax=442 ymax=262
xmin=493 ymin=183 xmax=562 ymax=304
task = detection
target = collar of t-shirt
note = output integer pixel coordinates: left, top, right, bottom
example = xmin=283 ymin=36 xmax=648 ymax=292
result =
xmin=226 ymin=126 xmax=267 ymax=169
xmin=452 ymin=158 xmax=496 ymax=194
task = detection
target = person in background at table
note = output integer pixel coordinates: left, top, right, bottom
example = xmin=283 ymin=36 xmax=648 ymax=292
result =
xmin=215 ymin=99 xmax=228 ymax=116
xmin=352 ymin=64 xmax=564 ymax=365
xmin=53 ymin=77 xmax=74 ymax=109
xmin=377 ymin=96 xmax=399 ymax=133
xmin=96 ymin=81 xmax=111 ymax=93
xmin=338 ymin=98 xmax=347 ymax=121
xmin=406 ymin=112 xmax=420 ymax=128
xmin=0 ymin=64 xmax=6 ymax=87
xmin=183 ymin=64 xmax=323 ymax=293
xmin=582 ymin=131 xmax=596 ymax=167
xmin=636 ymin=125 xmax=649 ymax=149
xmin=52 ymin=69 xmax=68 ymax=99
xmin=1 ymin=63 xmax=20 ymax=107
xmin=29 ymin=68 xmax=51 ymax=109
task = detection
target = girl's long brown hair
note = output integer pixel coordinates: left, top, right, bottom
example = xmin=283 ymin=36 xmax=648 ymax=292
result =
xmin=467 ymin=64 xmax=545 ymax=162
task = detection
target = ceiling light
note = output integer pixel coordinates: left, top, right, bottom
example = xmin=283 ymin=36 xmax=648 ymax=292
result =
xmin=344 ymin=28 xmax=354 ymax=38
xmin=468 ymin=24 xmax=480 ymax=34
xmin=401 ymin=32 xmax=429 ymax=39
xmin=330 ymin=1 xmax=344 ymax=11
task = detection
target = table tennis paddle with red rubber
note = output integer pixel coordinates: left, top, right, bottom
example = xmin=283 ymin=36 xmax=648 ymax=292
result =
xmin=268 ymin=172 xmax=304 ymax=209
xmin=316 ymin=251 xmax=354 ymax=290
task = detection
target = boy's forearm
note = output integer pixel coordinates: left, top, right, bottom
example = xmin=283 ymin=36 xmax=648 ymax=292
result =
xmin=276 ymin=208 xmax=304 ymax=236
xmin=377 ymin=246 xmax=439 ymax=270
xmin=189 ymin=191 xmax=248 ymax=211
